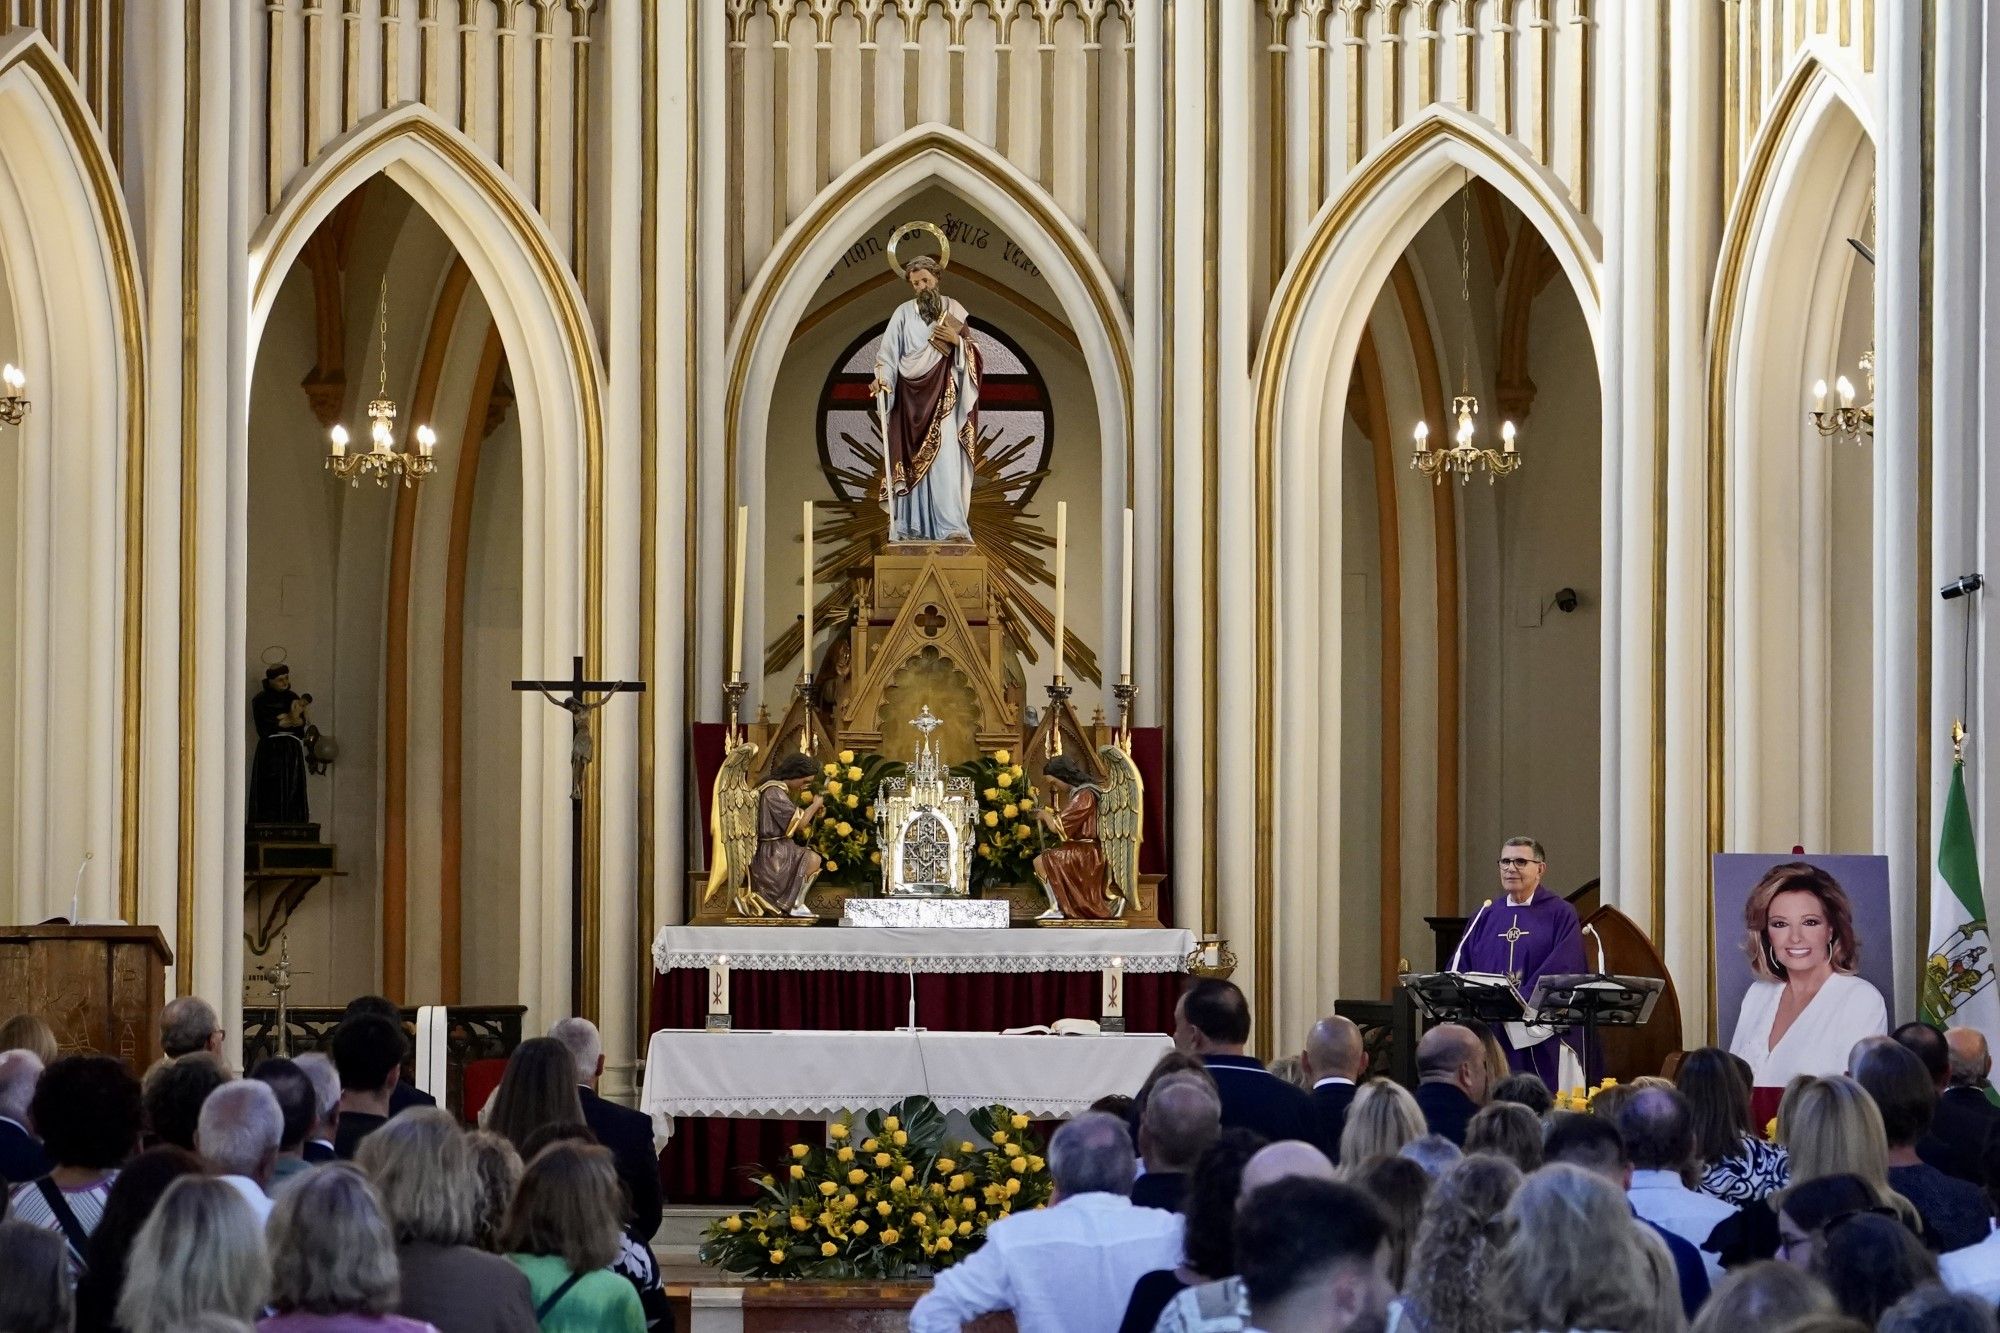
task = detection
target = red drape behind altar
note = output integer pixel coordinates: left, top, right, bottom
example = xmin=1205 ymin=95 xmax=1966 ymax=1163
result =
xmin=651 ymin=966 xmax=1184 ymax=1204
xmin=688 ymin=723 xmax=1174 ymax=925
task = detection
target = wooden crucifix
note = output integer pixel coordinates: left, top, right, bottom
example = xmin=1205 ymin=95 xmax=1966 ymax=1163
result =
xmin=513 ymin=656 xmax=645 ymax=1014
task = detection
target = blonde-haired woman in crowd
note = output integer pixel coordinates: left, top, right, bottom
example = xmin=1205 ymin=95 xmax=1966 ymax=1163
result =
xmin=116 ymin=1176 xmax=269 ymax=1333
xmin=502 ymin=1142 xmax=645 ymax=1332
xmin=1338 ymin=1079 xmax=1426 ymax=1168
xmin=1490 ymin=1163 xmax=1687 ymax=1333
xmin=261 ymin=1164 xmax=437 ymax=1333
xmin=464 ymin=1130 xmax=524 ymax=1253
xmin=357 ymin=1108 xmax=539 ymax=1332
xmin=0 ymin=1013 xmax=58 ymax=1064
xmin=1463 ymin=1102 xmax=1544 ymax=1174
xmin=1781 ymin=1074 xmax=1920 ymax=1230
xmin=1399 ymin=1154 xmax=1522 ymax=1333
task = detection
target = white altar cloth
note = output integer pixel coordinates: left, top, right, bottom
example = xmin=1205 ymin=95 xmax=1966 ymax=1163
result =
xmin=651 ymin=924 xmax=1196 ymax=975
xmin=640 ymin=1028 xmax=1173 ymax=1133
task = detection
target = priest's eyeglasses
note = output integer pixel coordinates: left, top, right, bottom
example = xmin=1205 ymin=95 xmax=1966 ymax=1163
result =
xmin=1497 ymin=857 xmax=1542 ymax=868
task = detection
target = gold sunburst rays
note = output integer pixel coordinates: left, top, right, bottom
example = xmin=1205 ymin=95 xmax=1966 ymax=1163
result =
xmin=763 ymin=424 xmax=1101 ymax=684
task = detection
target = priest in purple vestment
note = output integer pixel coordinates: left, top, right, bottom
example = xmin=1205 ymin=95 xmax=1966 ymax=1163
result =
xmin=1451 ymin=836 xmax=1587 ymax=1086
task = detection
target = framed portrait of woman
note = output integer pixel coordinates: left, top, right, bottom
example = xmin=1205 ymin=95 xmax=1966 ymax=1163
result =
xmin=1712 ymin=854 xmax=1895 ymax=1091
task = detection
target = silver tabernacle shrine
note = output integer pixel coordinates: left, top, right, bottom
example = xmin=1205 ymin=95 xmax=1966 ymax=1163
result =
xmin=840 ymin=706 xmax=1005 ymax=927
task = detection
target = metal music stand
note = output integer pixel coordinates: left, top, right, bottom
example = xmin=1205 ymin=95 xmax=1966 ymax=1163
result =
xmin=1526 ymin=973 xmax=1664 ymax=1085
xmin=1398 ymin=971 xmax=1529 ymax=1028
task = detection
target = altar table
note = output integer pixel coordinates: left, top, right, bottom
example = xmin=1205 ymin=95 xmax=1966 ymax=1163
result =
xmin=640 ymin=1028 xmax=1175 ymax=1135
xmin=649 ymin=924 xmax=1196 ymax=1201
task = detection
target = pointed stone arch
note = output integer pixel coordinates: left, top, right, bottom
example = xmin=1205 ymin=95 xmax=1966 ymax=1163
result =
xmin=1246 ymin=105 xmax=1607 ymax=1049
xmin=246 ymin=103 xmax=607 ymax=1027
xmin=715 ymin=125 xmax=1134 ymax=716
xmin=0 ymin=33 xmax=148 ymax=928
xmin=1706 ymin=52 xmax=1886 ymax=986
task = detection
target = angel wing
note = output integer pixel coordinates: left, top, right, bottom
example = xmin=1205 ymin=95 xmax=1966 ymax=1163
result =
xmin=703 ymin=742 xmax=762 ymax=910
xmin=1097 ymin=744 xmax=1144 ymax=918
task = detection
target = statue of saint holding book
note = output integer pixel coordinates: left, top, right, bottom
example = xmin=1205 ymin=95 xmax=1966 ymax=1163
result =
xmin=869 ymin=222 xmax=982 ymax=545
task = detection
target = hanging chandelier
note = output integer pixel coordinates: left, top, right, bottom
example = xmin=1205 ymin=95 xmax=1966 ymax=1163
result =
xmin=1809 ymin=347 xmax=1874 ymax=446
xmin=0 ymin=363 xmax=28 ymax=428
xmin=1412 ymin=177 xmax=1522 ymax=486
xmin=327 ymin=276 xmax=438 ymax=487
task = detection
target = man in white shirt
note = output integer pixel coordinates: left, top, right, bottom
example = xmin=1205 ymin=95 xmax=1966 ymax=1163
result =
xmin=1617 ymin=1088 xmax=1733 ymax=1280
xmin=909 ymin=1111 xmax=1182 ymax=1333
xmin=1236 ymin=1177 xmax=1393 ymax=1333
xmin=195 ymin=1079 xmax=283 ymax=1224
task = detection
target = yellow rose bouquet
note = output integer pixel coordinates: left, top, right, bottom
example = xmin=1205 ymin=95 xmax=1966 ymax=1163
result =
xmin=801 ymin=750 xmax=902 ymax=887
xmin=951 ymin=749 xmax=1052 ymax=891
xmin=698 ymin=1096 xmax=1054 ymax=1279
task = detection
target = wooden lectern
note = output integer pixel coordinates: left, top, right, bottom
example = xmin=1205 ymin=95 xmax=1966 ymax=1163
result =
xmin=0 ymin=925 xmax=173 ymax=1069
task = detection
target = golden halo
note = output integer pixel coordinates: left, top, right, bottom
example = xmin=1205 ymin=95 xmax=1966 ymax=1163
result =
xmin=886 ymin=221 xmax=951 ymax=278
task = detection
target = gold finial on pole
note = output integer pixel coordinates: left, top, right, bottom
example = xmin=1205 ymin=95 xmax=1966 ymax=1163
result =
xmin=1953 ymin=719 xmax=1968 ymax=765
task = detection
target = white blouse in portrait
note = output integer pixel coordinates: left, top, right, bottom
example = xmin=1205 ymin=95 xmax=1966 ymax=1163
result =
xmin=1728 ymin=971 xmax=1889 ymax=1088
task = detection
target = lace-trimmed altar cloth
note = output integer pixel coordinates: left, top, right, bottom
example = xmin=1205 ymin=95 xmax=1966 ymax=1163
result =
xmin=650 ymin=924 xmax=1197 ymax=975
xmin=639 ymin=1029 xmax=1174 ymax=1137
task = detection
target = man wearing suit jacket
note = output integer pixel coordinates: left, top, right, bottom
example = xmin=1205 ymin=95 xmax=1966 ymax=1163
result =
xmin=1173 ymin=979 xmax=1315 ymax=1144
xmin=1892 ymin=1021 xmax=1992 ymax=1183
xmin=1936 ymin=1028 xmax=2000 ymax=1179
xmin=551 ymin=1016 xmax=663 ymax=1243
xmin=1411 ymin=1024 xmax=1490 ymax=1146
xmin=1132 ymin=1078 xmax=1220 ymax=1212
xmin=0 ymin=1049 xmax=50 ymax=1183
xmin=1301 ymin=1015 xmax=1364 ymax=1160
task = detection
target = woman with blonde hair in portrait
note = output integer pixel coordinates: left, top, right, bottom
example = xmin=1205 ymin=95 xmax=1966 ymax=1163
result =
xmin=261 ymin=1164 xmax=437 ymax=1332
xmin=1337 ymin=1079 xmax=1426 ymax=1169
xmin=1728 ymin=863 xmax=1887 ymax=1089
xmin=115 ymin=1176 xmax=269 ymax=1333
xmin=356 ymin=1108 xmax=539 ymax=1332
xmin=1399 ymin=1154 xmax=1522 ymax=1333
xmin=502 ymin=1142 xmax=645 ymax=1332
xmin=1490 ymin=1162 xmax=1687 ymax=1333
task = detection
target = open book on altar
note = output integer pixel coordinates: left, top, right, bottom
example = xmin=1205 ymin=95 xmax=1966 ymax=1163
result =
xmin=999 ymin=1018 xmax=1103 ymax=1037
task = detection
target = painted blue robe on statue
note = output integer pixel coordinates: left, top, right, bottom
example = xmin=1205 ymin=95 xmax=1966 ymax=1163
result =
xmin=1452 ymin=886 xmax=1588 ymax=1086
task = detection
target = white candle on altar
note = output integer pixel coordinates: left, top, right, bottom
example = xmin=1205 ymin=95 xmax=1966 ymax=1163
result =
xmin=802 ymin=500 xmax=814 ymax=673
xmin=1102 ymin=957 xmax=1125 ymax=1018
xmin=1052 ymin=501 xmax=1067 ymax=680
xmin=1119 ymin=507 xmax=1134 ymax=680
xmin=708 ymin=957 xmax=730 ymax=1016
xmin=729 ymin=505 xmax=748 ymax=680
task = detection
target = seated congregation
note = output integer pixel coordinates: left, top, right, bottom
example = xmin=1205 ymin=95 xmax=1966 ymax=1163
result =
xmin=6 ymin=978 xmax=2000 ymax=1332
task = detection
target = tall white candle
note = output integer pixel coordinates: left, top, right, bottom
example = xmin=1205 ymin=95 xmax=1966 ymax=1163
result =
xmin=1052 ymin=501 xmax=1067 ymax=681
xmin=1119 ymin=507 xmax=1134 ymax=680
xmin=729 ymin=505 xmax=748 ymax=680
xmin=802 ymin=500 xmax=814 ymax=673
xmin=1102 ymin=958 xmax=1125 ymax=1018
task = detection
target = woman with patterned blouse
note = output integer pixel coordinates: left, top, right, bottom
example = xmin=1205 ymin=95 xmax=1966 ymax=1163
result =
xmin=1679 ymin=1046 xmax=1791 ymax=1203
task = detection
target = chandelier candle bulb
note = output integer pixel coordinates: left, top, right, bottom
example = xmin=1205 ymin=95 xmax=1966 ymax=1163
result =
xmin=1837 ymin=376 xmax=1855 ymax=407
xmin=1052 ymin=501 xmax=1067 ymax=682
xmin=329 ymin=425 xmax=348 ymax=458
xmin=802 ymin=500 xmax=814 ymax=674
xmin=2 ymin=364 xmax=23 ymax=391
xmin=1814 ymin=379 xmax=1829 ymax=410
xmin=415 ymin=425 xmax=435 ymax=457
xmin=1119 ymin=506 xmax=1134 ymax=680
xmin=730 ymin=504 xmax=748 ymax=681
xmin=1501 ymin=421 xmax=1517 ymax=454
xmin=1414 ymin=420 xmax=1430 ymax=452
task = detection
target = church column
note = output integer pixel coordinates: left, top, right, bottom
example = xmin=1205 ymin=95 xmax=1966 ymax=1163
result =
xmin=1973 ymin=8 xmax=2000 ymax=869
xmin=1128 ymin=0 xmax=1165 ymax=723
xmin=1660 ymin=1 xmax=1722 ymax=1035
xmin=1874 ymin=0 xmax=1925 ymax=1022
xmin=591 ymin=0 xmax=643 ymax=1093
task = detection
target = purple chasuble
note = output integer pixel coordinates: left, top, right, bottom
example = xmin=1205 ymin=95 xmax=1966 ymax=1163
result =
xmin=1452 ymin=887 xmax=1588 ymax=1083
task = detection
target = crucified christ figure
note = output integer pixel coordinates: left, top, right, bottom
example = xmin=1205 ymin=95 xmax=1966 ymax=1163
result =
xmin=536 ymin=687 xmax=623 ymax=800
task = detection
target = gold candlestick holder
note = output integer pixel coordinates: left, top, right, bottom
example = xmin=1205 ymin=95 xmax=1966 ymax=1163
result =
xmin=1112 ymin=677 xmax=1137 ymax=749
xmin=1043 ymin=676 xmax=1071 ymax=757
xmin=795 ymin=674 xmax=815 ymax=753
xmin=722 ymin=676 xmax=748 ymax=747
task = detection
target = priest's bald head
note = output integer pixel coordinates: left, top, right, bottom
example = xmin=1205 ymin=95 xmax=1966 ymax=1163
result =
xmin=1497 ymin=837 xmax=1547 ymax=905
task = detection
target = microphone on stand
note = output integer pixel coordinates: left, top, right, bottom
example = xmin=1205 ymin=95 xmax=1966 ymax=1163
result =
xmin=70 ymin=851 xmax=93 ymax=924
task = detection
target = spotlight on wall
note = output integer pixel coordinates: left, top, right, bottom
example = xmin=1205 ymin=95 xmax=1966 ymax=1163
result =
xmin=1552 ymin=587 xmax=1580 ymax=614
xmin=1940 ymin=573 xmax=1984 ymax=601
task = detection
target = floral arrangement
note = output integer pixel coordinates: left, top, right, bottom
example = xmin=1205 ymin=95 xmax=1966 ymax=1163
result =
xmin=801 ymin=749 xmax=902 ymax=888
xmin=698 ymin=1096 xmax=1052 ymax=1279
xmin=1553 ymin=1077 xmax=1622 ymax=1113
xmin=952 ymin=749 xmax=1052 ymax=891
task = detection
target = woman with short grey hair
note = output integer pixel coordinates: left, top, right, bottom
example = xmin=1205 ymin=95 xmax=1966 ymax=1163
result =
xmin=0 ymin=1219 xmax=72 ymax=1333
xmin=355 ymin=1108 xmax=538 ymax=1332
xmin=115 ymin=1176 xmax=269 ymax=1333
xmin=261 ymin=1164 xmax=435 ymax=1332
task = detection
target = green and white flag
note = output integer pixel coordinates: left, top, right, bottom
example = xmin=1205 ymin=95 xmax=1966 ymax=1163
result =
xmin=1921 ymin=757 xmax=2000 ymax=1043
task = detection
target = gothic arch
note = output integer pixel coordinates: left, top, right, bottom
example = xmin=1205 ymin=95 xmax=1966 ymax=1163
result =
xmin=1247 ymin=105 xmax=1607 ymax=1048
xmin=720 ymin=125 xmax=1134 ymax=704
xmin=0 ymin=33 xmax=147 ymax=928
xmin=1706 ymin=51 xmax=1883 ymax=976
xmin=247 ymin=103 xmax=607 ymax=1026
